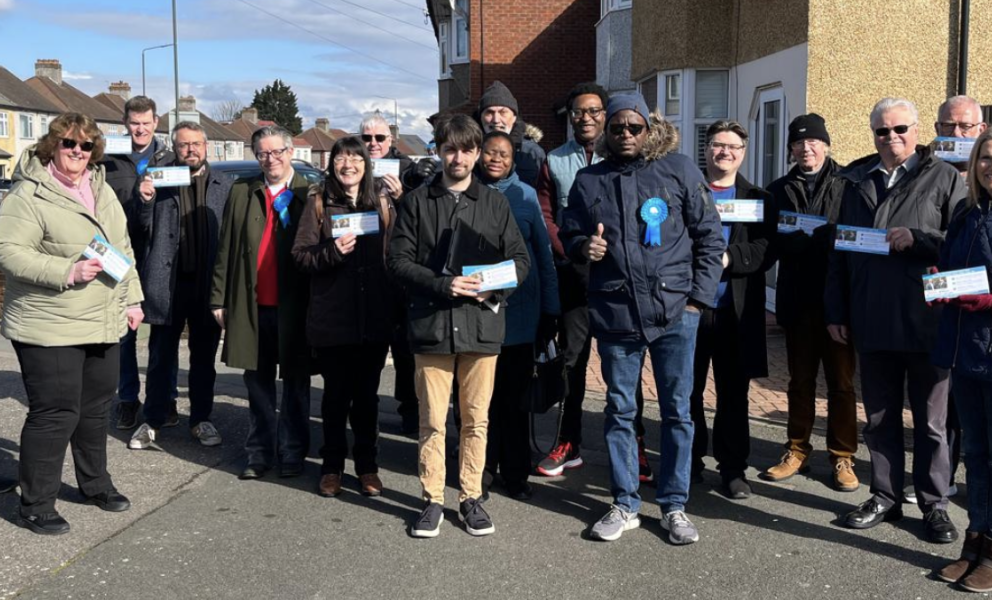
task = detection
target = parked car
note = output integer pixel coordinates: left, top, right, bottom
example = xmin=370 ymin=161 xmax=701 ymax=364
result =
xmin=0 ymin=179 xmax=12 ymax=202
xmin=210 ymin=160 xmax=325 ymax=184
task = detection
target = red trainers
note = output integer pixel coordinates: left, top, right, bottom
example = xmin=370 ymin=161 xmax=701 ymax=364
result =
xmin=536 ymin=442 xmax=583 ymax=477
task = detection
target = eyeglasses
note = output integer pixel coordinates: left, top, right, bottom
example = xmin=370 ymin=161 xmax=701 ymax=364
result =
xmin=361 ymin=134 xmax=389 ymax=143
xmin=709 ymin=142 xmax=746 ymax=153
xmin=333 ymin=155 xmax=364 ymax=166
xmin=61 ymin=138 xmax=95 ymax=152
xmin=873 ymin=123 xmax=915 ymax=137
xmin=256 ymin=147 xmax=290 ymax=161
xmin=608 ymin=123 xmax=645 ymax=136
xmin=176 ymin=141 xmax=205 ymax=151
xmin=936 ymin=121 xmax=982 ymax=134
xmin=569 ymin=107 xmax=605 ymax=119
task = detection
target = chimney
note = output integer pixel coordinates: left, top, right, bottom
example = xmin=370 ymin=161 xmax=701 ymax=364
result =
xmin=35 ymin=59 xmax=62 ymax=86
xmin=315 ymin=118 xmax=329 ymax=133
xmin=108 ymin=81 xmax=131 ymax=100
xmin=178 ymin=95 xmax=197 ymax=113
xmin=389 ymin=124 xmax=400 ymax=140
xmin=242 ymin=107 xmax=258 ymax=124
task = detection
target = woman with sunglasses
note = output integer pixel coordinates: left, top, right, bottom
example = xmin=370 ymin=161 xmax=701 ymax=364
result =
xmin=0 ymin=112 xmax=145 ymax=535
xmin=292 ymin=137 xmax=395 ymax=498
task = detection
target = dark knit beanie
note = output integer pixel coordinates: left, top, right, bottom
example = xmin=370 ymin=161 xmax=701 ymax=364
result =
xmin=478 ymin=81 xmax=519 ymax=115
xmin=788 ymin=113 xmax=831 ymax=146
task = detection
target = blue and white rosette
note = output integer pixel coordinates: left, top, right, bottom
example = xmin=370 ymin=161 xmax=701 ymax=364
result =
xmin=640 ymin=197 xmax=669 ymax=246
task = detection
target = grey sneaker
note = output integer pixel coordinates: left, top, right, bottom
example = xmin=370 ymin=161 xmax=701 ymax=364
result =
xmin=661 ymin=510 xmax=699 ymax=545
xmin=411 ymin=502 xmax=444 ymax=538
xmin=114 ymin=401 xmax=140 ymax=430
xmin=459 ymin=498 xmax=495 ymax=536
xmin=191 ymin=421 xmax=222 ymax=447
xmin=128 ymin=423 xmax=157 ymax=450
xmin=590 ymin=505 xmax=640 ymax=541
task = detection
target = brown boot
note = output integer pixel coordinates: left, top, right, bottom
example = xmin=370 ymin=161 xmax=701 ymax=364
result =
xmin=937 ymin=531 xmax=982 ymax=583
xmin=359 ymin=473 xmax=383 ymax=497
xmin=831 ymin=457 xmax=860 ymax=492
xmin=961 ymin=535 xmax=992 ymax=593
xmin=760 ymin=450 xmax=809 ymax=482
xmin=318 ymin=473 xmax=342 ymax=497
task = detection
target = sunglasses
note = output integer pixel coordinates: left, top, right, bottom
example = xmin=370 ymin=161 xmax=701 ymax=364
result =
xmin=608 ymin=123 xmax=646 ymax=137
xmin=361 ymin=134 xmax=389 ymax=143
xmin=62 ymin=138 xmax=96 ymax=152
xmin=873 ymin=123 xmax=915 ymax=137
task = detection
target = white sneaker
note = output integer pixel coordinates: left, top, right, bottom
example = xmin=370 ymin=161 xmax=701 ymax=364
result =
xmin=590 ymin=505 xmax=640 ymax=541
xmin=661 ymin=510 xmax=700 ymax=545
xmin=128 ymin=423 xmax=157 ymax=450
xmin=191 ymin=421 xmax=222 ymax=447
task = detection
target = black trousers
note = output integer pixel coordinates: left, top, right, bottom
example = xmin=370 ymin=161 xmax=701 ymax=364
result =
xmin=145 ymin=279 xmax=221 ymax=429
xmin=14 ymin=342 xmax=120 ymax=516
xmin=486 ymin=343 xmax=534 ymax=485
xmin=392 ymin=308 xmax=418 ymax=420
xmin=690 ymin=305 xmax=751 ymax=479
xmin=316 ymin=344 xmax=388 ymax=475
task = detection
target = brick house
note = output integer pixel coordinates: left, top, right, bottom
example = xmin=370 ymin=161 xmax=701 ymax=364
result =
xmin=223 ymin=107 xmax=277 ymax=160
xmin=25 ymin=60 xmax=126 ymax=137
xmin=0 ymin=65 xmax=60 ymax=178
xmin=298 ymin=118 xmax=350 ymax=170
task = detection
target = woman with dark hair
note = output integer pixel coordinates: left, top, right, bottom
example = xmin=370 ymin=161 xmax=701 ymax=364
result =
xmin=0 ymin=112 xmax=144 ymax=535
xmin=292 ymin=136 xmax=395 ymax=498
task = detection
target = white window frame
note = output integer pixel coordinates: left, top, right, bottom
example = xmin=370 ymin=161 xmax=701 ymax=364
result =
xmin=601 ymin=0 xmax=632 ymax=17
xmin=452 ymin=0 xmax=469 ymax=64
xmin=438 ymin=21 xmax=452 ymax=77
xmin=40 ymin=115 xmax=49 ymax=136
xmin=686 ymin=69 xmax=730 ymax=169
xmin=0 ymin=112 xmax=8 ymax=137
xmin=19 ymin=114 xmax=34 ymax=139
xmin=748 ymin=85 xmax=787 ymax=189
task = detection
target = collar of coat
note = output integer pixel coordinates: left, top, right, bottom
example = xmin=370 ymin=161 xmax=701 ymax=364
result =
xmin=426 ymin=173 xmax=482 ymax=201
xmin=840 ymin=145 xmax=936 ymax=184
xmin=595 ymin=112 xmax=680 ymax=164
xmin=246 ymin=170 xmax=311 ymax=199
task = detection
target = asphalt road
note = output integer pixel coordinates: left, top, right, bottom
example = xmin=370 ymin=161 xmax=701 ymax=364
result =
xmin=0 ymin=339 xmax=975 ymax=600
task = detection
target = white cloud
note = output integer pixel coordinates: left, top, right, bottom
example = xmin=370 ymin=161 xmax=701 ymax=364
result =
xmin=62 ymin=71 xmax=93 ymax=81
xmin=0 ymin=0 xmax=14 ymax=12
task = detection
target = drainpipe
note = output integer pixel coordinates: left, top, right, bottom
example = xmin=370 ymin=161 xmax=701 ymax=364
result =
xmin=958 ymin=0 xmax=970 ymax=95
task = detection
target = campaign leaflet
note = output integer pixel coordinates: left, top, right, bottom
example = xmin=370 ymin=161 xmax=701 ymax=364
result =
xmin=777 ymin=211 xmax=828 ymax=236
xmin=371 ymin=159 xmax=401 ymax=178
xmin=103 ymin=136 xmax=132 ymax=154
xmin=146 ymin=166 xmax=191 ymax=188
xmin=933 ymin=137 xmax=975 ymax=163
xmin=82 ymin=233 xmax=133 ymax=282
xmin=331 ymin=211 xmax=380 ymax=238
xmin=923 ymin=266 xmax=991 ymax=302
xmin=833 ymin=225 xmax=890 ymax=255
xmin=462 ymin=260 xmax=518 ymax=293
xmin=714 ymin=199 xmax=763 ymax=223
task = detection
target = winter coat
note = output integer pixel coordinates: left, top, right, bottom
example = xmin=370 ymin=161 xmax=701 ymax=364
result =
xmin=510 ymin=120 xmax=546 ymax=188
xmin=933 ymin=197 xmax=992 ymax=379
xmin=483 ymin=170 xmax=560 ymax=346
xmin=559 ymin=116 xmax=726 ymax=343
xmin=0 ymin=148 xmax=143 ymax=346
xmin=825 ymin=146 xmax=967 ymax=353
xmin=210 ymin=170 xmax=312 ymax=376
xmin=138 ymin=165 xmax=233 ymax=325
xmin=387 ymin=174 xmax=531 ymax=355
xmin=291 ymin=186 xmax=396 ymax=347
xmin=766 ymin=158 xmax=846 ymax=327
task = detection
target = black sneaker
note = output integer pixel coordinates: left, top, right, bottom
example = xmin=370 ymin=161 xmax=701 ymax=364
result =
xmin=411 ymin=502 xmax=444 ymax=538
xmin=115 ymin=401 xmax=140 ymax=430
xmin=18 ymin=512 xmax=70 ymax=536
xmin=162 ymin=404 xmax=180 ymax=428
xmin=460 ymin=497 xmax=495 ymax=536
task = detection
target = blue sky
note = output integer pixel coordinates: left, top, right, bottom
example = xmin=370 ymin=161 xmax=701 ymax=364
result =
xmin=0 ymin=0 xmax=439 ymax=139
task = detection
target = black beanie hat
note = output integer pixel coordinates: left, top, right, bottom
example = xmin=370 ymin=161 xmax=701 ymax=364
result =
xmin=788 ymin=113 xmax=830 ymax=146
xmin=478 ymin=81 xmax=519 ymax=115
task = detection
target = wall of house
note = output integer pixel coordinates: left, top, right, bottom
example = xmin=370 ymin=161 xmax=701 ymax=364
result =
xmin=0 ymin=109 xmax=15 ymax=177
xmin=596 ymin=7 xmax=636 ymax=95
xmin=13 ymin=112 xmax=42 ymax=165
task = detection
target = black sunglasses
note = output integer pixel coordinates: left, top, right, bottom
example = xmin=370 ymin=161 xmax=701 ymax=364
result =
xmin=361 ymin=134 xmax=389 ymax=143
xmin=61 ymin=138 xmax=96 ymax=152
xmin=608 ymin=123 xmax=645 ymax=136
xmin=873 ymin=123 xmax=915 ymax=137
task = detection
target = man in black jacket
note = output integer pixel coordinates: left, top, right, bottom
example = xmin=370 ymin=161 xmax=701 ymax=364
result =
xmin=388 ymin=115 xmax=530 ymax=539
xmin=761 ymin=114 xmax=858 ymax=492
xmin=825 ymin=97 xmax=966 ymax=544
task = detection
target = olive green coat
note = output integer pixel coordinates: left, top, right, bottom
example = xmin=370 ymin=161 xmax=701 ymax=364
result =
xmin=0 ymin=148 xmax=143 ymax=346
xmin=210 ymin=171 xmax=311 ymax=376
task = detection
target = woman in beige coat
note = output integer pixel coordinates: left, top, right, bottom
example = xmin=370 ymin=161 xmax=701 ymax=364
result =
xmin=0 ymin=113 xmax=144 ymax=535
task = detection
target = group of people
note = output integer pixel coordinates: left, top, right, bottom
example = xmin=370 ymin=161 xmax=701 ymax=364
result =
xmin=2 ymin=78 xmax=992 ymax=592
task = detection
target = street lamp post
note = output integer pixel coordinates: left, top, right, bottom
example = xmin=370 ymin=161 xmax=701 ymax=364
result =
xmin=141 ymin=43 xmax=173 ymax=96
xmin=172 ymin=0 xmax=180 ymax=124
xmin=373 ymin=95 xmax=399 ymax=129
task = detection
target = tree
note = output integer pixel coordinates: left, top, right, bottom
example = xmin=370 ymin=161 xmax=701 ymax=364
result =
xmin=251 ymin=79 xmax=302 ymax=135
xmin=213 ymin=99 xmax=244 ymax=123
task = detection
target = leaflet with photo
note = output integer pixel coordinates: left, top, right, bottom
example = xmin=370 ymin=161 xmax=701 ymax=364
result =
xmin=933 ymin=136 xmax=975 ymax=163
xmin=82 ymin=233 xmax=133 ymax=282
xmin=715 ymin=199 xmax=763 ymax=222
xmin=923 ymin=267 xmax=990 ymax=302
xmin=371 ymin=159 xmax=401 ymax=179
xmin=833 ymin=225 xmax=890 ymax=255
xmin=146 ymin=166 xmax=191 ymax=188
xmin=462 ymin=259 xmax=518 ymax=293
xmin=331 ymin=211 xmax=380 ymax=238
xmin=777 ymin=211 xmax=828 ymax=235
xmin=103 ymin=136 xmax=132 ymax=154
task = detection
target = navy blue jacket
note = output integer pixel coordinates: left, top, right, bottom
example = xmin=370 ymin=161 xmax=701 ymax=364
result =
xmin=558 ymin=122 xmax=725 ymax=343
xmin=933 ymin=197 xmax=992 ymax=380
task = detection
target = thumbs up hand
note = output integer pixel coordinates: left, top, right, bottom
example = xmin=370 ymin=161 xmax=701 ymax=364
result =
xmin=584 ymin=222 xmax=608 ymax=262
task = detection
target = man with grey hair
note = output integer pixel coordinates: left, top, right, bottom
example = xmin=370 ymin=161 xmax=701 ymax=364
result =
xmin=936 ymin=95 xmax=988 ymax=141
xmin=360 ymin=113 xmax=436 ymax=195
xmin=826 ymin=97 xmax=966 ymax=543
xmin=210 ymin=125 xmax=313 ymax=480
xmin=129 ymin=122 xmax=234 ymax=450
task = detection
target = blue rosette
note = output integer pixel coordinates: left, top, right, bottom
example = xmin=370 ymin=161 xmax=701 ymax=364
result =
xmin=272 ymin=189 xmax=294 ymax=228
xmin=640 ymin=197 xmax=669 ymax=246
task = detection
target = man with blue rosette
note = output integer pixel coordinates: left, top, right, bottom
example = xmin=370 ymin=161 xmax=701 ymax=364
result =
xmin=559 ymin=93 xmax=725 ymax=545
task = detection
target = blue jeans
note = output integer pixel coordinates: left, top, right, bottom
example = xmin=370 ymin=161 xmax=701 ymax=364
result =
xmin=599 ymin=309 xmax=700 ymax=514
xmin=953 ymin=372 xmax=992 ymax=533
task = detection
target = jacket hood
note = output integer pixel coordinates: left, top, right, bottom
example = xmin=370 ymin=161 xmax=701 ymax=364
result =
xmin=594 ymin=111 xmax=680 ymax=163
xmin=840 ymin=145 xmax=935 ymax=183
xmin=505 ymin=118 xmax=543 ymax=147
xmin=524 ymin=123 xmax=543 ymax=144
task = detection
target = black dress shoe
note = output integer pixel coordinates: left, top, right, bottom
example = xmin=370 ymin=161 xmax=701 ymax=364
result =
xmin=18 ymin=513 xmax=71 ymax=536
xmin=844 ymin=497 xmax=902 ymax=529
xmin=505 ymin=481 xmax=533 ymax=501
xmin=924 ymin=508 xmax=959 ymax=544
xmin=239 ymin=464 xmax=269 ymax=480
xmin=86 ymin=490 xmax=131 ymax=512
xmin=721 ymin=476 xmax=752 ymax=500
xmin=279 ymin=463 xmax=304 ymax=478
xmin=0 ymin=478 xmax=17 ymax=494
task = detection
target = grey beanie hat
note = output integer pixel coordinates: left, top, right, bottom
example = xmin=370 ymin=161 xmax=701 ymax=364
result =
xmin=478 ymin=81 xmax=519 ymax=115
xmin=606 ymin=93 xmax=651 ymax=126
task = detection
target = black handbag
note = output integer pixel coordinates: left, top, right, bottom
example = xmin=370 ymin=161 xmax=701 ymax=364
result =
xmin=521 ymin=340 xmax=568 ymax=414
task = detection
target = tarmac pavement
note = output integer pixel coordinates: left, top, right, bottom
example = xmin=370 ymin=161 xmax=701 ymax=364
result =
xmin=0 ymin=337 xmax=974 ymax=600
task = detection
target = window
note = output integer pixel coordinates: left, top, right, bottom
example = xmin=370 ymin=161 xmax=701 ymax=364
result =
xmin=601 ymin=0 xmax=632 ymax=16
xmin=439 ymin=21 xmax=451 ymax=77
xmin=453 ymin=0 xmax=469 ymax=62
xmin=19 ymin=114 xmax=34 ymax=139
xmin=693 ymin=70 xmax=729 ymax=169
xmin=665 ymin=74 xmax=681 ymax=116
xmin=0 ymin=112 xmax=8 ymax=137
xmin=40 ymin=115 xmax=49 ymax=136
xmin=639 ymin=75 xmax=658 ymax=113
xmin=750 ymin=87 xmax=786 ymax=188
